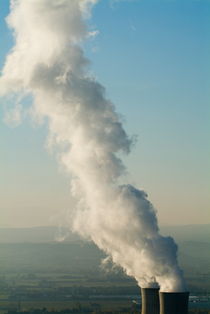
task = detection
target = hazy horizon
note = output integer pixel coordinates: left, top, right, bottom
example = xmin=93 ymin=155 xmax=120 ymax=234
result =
xmin=0 ymin=222 xmax=210 ymax=229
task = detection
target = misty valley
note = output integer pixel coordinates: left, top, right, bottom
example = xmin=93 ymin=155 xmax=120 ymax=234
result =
xmin=0 ymin=226 xmax=210 ymax=313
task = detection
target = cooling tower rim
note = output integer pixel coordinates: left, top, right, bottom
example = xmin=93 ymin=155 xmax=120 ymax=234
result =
xmin=159 ymin=291 xmax=189 ymax=294
xmin=141 ymin=287 xmax=160 ymax=290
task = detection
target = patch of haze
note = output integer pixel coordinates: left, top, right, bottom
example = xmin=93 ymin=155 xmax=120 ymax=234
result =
xmin=4 ymin=102 xmax=23 ymax=127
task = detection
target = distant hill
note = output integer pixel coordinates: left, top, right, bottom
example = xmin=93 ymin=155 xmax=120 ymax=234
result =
xmin=0 ymin=224 xmax=209 ymax=244
xmin=0 ymin=242 xmax=104 ymax=274
xmin=0 ymin=225 xmax=210 ymax=291
xmin=0 ymin=226 xmax=80 ymax=243
xmin=160 ymin=224 xmax=210 ymax=243
xmin=0 ymin=224 xmax=210 ymax=274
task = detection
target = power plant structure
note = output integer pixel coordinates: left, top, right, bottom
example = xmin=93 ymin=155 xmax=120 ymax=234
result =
xmin=141 ymin=289 xmax=189 ymax=314
xmin=159 ymin=292 xmax=189 ymax=314
xmin=141 ymin=288 xmax=160 ymax=314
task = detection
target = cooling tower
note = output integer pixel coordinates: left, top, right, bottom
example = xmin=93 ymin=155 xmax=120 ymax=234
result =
xmin=141 ymin=287 xmax=160 ymax=314
xmin=159 ymin=292 xmax=189 ymax=314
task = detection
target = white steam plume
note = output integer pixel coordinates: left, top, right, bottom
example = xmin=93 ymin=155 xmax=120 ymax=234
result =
xmin=0 ymin=0 xmax=186 ymax=292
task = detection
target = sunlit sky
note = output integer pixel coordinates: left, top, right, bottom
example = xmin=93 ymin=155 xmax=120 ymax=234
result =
xmin=0 ymin=0 xmax=209 ymax=228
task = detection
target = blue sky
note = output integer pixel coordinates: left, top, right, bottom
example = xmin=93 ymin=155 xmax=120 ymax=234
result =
xmin=0 ymin=0 xmax=209 ymax=227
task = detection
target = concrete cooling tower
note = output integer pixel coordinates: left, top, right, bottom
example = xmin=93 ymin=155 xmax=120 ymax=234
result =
xmin=141 ymin=288 xmax=160 ymax=314
xmin=159 ymin=291 xmax=189 ymax=314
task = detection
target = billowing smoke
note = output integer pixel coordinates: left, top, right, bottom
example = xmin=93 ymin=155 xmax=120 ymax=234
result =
xmin=0 ymin=0 xmax=186 ymax=292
